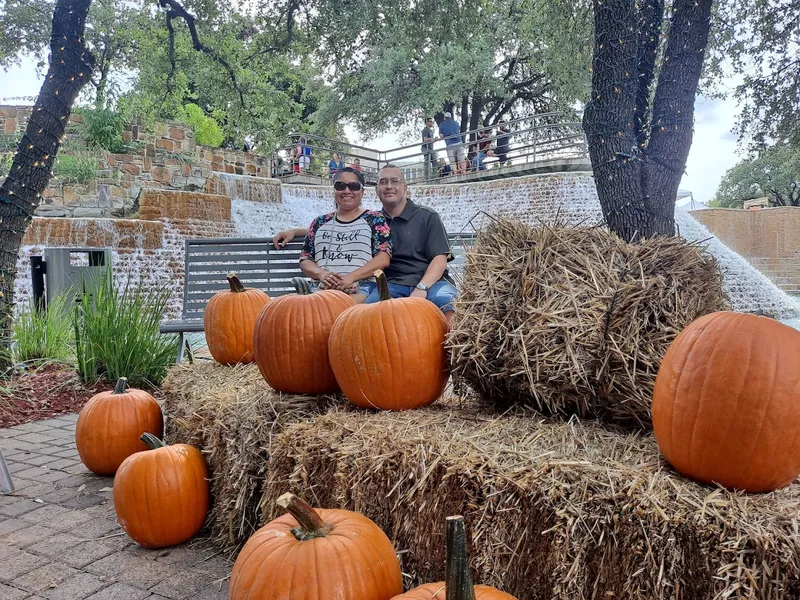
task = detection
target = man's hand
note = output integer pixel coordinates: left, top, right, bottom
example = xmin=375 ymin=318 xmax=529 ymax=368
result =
xmin=410 ymin=289 xmax=428 ymax=299
xmin=273 ymin=230 xmax=296 ymax=249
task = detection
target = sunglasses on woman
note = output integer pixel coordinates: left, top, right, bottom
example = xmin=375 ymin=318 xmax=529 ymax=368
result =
xmin=333 ymin=181 xmax=363 ymax=192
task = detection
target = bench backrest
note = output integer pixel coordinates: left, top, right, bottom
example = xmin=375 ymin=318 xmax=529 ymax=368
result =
xmin=181 ymin=232 xmax=477 ymax=322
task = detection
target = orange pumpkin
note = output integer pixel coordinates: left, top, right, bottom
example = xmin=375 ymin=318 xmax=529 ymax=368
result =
xmin=113 ymin=433 xmax=209 ymax=548
xmin=653 ymin=311 xmax=800 ymax=492
xmin=253 ymin=278 xmax=354 ymax=394
xmin=230 ymin=492 xmax=403 ymax=600
xmin=392 ymin=516 xmax=518 ymax=600
xmin=328 ymin=270 xmax=448 ymax=410
xmin=75 ymin=377 xmax=163 ymax=476
xmin=204 ymin=273 xmax=270 ymax=365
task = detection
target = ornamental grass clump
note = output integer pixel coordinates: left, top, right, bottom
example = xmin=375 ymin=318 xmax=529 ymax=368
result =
xmin=74 ymin=271 xmax=178 ymax=387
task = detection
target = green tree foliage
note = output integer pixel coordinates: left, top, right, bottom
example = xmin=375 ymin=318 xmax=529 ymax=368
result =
xmin=712 ymin=145 xmax=800 ymax=208
xmin=116 ymin=5 xmax=337 ymax=150
xmin=705 ymin=0 xmax=800 ymax=148
xmin=181 ymin=103 xmax=224 ymax=147
xmin=310 ymin=0 xmax=593 ymax=136
xmin=0 ymin=0 xmax=142 ymax=108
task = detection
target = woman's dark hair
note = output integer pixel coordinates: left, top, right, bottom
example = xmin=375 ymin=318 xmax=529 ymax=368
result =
xmin=334 ymin=166 xmax=365 ymax=185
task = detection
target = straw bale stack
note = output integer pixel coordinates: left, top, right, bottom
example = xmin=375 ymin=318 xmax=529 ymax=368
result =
xmin=263 ymin=402 xmax=800 ymax=600
xmin=447 ymin=218 xmax=729 ymax=429
xmin=161 ymin=362 xmax=335 ymax=551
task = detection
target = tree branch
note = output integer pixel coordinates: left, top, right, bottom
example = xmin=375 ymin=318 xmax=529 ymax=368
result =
xmin=633 ymin=0 xmax=664 ymax=149
xmin=157 ymin=0 xmax=250 ymax=114
xmin=244 ymin=0 xmax=301 ymax=61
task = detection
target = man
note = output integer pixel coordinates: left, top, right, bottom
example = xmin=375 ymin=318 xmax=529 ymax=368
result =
xmin=273 ymin=164 xmax=457 ymax=324
xmin=421 ymin=117 xmax=437 ymax=181
xmin=438 ymin=111 xmax=466 ymax=174
xmin=496 ymin=121 xmax=511 ymax=167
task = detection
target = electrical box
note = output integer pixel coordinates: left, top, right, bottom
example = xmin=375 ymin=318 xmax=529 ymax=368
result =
xmin=43 ymin=248 xmax=112 ymax=305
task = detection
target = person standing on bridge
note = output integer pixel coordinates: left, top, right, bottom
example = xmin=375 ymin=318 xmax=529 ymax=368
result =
xmin=274 ymin=164 xmax=457 ymax=324
xmin=421 ymin=117 xmax=438 ymax=180
xmin=438 ymin=112 xmax=466 ymax=175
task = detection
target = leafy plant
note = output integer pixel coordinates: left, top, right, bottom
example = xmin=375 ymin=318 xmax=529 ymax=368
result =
xmin=181 ymin=103 xmax=224 ymax=148
xmin=80 ymin=108 xmax=128 ymax=153
xmin=11 ymin=293 xmax=75 ymax=365
xmin=53 ymin=152 xmax=100 ymax=184
xmin=74 ymin=271 xmax=178 ymax=388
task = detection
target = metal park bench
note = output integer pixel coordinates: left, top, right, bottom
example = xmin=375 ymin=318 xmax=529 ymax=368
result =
xmin=161 ymin=232 xmax=477 ymax=362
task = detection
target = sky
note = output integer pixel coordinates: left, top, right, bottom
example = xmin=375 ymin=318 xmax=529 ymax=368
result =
xmin=1 ymin=58 xmax=744 ymax=205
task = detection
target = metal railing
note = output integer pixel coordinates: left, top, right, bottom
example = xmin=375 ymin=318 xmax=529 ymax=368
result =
xmin=271 ymin=113 xmax=589 ymax=185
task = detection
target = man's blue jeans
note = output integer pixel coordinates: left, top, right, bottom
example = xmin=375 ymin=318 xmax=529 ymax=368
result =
xmin=364 ymin=280 xmax=457 ymax=313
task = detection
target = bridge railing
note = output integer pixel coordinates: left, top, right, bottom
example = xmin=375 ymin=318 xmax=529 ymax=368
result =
xmin=272 ymin=112 xmax=588 ymax=185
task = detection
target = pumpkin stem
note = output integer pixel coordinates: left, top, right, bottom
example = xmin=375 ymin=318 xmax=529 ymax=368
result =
xmin=276 ymin=492 xmax=332 ymax=540
xmin=227 ymin=273 xmax=246 ymax=293
xmin=445 ymin=516 xmax=476 ymax=600
xmin=140 ymin=433 xmax=168 ymax=450
xmin=112 ymin=377 xmax=128 ymax=395
xmin=374 ymin=269 xmax=391 ymax=302
xmin=292 ymin=277 xmax=313 ymax=295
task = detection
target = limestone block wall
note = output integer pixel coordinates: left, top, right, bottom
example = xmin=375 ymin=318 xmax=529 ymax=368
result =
xmin=15 ymin=190 xmax=237 ymax=317
xmin=0 ymin=105 xmax=271 ymax=218
xmin=691 ymin=208 xmax=800 ymax=294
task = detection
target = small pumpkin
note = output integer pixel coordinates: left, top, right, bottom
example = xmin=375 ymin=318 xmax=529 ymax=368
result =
xmin=75 ymin=377 xmax=163 ymax=476
xmin=392 ymin=516 xmax=518 ymax=600
xmin=253 ymin=278 xmax=354 ymax=394
xmin=113 ymin=433 xmax=209 ymax=548
xmin=230 ymin=492 xmax=403 ymax=600
xmin=653 ymin=311 xmax=800 ymax=492
xmin=328 ymin=270 xmax=448 ymax=410
xmin=204 ymin=273 xmax=270 ymax=365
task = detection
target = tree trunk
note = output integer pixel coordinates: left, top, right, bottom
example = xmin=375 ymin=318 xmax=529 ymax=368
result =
xmin=583 ymin=0 xmax=713 ymax=242
xmin=0 ymin=0 xmax=94 ymax=371
xmin=94 ymin=49 xmax=113 ymax=109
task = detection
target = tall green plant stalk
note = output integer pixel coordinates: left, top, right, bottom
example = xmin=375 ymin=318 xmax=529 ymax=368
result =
xmin=11 ymin=294 xmax=75 ymax=365
xmin=73 ymin=270 xmax=178 ymax=387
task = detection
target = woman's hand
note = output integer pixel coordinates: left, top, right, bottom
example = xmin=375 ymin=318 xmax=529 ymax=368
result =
xmin=318 ymin=270 xmax=343 ymax=288
xmin=336 ymin=273 xmax=357 ymax=292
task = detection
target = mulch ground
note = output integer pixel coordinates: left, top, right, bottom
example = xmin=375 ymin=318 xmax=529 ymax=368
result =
xmin=0 ymin=364 xmax=114 ymax=428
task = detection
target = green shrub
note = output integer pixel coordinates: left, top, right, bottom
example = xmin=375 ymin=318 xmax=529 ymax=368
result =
xmin=12 ymin=294 xmax=74 ymax=365
xmin=182 ymin=103 xmax=225 ymax=147
xmin=80 ymin=108 xmax=128 ymax=153
xmin=53 ymin=153 xmax=99 ymax=184
xmin=74 ymin=272 xmax=178 ymax=388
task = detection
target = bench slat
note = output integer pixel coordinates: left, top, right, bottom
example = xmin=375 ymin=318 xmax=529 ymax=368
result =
xmin=187 ymin=243 xmax=304 ymax=254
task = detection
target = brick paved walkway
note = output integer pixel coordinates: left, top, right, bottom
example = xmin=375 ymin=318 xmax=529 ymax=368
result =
xmin=0 ymin=414 xmax=230 ymax=599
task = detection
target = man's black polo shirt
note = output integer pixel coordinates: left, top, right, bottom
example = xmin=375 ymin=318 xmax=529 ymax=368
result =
xmin=382 ymin=199 xmax=452 ymax=287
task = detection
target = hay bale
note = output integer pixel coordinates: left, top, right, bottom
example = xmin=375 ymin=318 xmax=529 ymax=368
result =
xmin=161 ymin=362 xmax=334 ymax=551
xmin=262 ymin=404 xmax=800 ymax=600
xmin=447 ymin=218 xmax=729 ymax=429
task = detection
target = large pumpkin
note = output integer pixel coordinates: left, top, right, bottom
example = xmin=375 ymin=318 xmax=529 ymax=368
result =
xmin=392 ymin=516 xmax=518 ymax=600
xmin=230 ymin=492 xmax=403 ymax=600
xmin=653 ymin=311 xmax=800 ymax=492
xmin=113 ymin=433 xmax=209 ymax=548
xmin=253 ymin=278 xmax=354 ymax=394
xmin=328 ymin=270 xmax=448 ymax=410
xmin=75 ymin=377 xmax=163 ymax=476
xmin=204 ymin=273 xmax=270 ymax=365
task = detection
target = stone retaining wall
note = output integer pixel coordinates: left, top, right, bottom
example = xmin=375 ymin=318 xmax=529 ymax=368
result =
xmin=691 ymin=207 xmax=800 ymax=294
xmin=0 ymin=105 xmax=270 ymax=218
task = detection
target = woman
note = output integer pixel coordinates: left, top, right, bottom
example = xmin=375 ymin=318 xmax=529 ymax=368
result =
xmin=299 ymin=167 xmax=391 ymax=302
xmin=328 ymin=153 xmax=344 ymax=179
